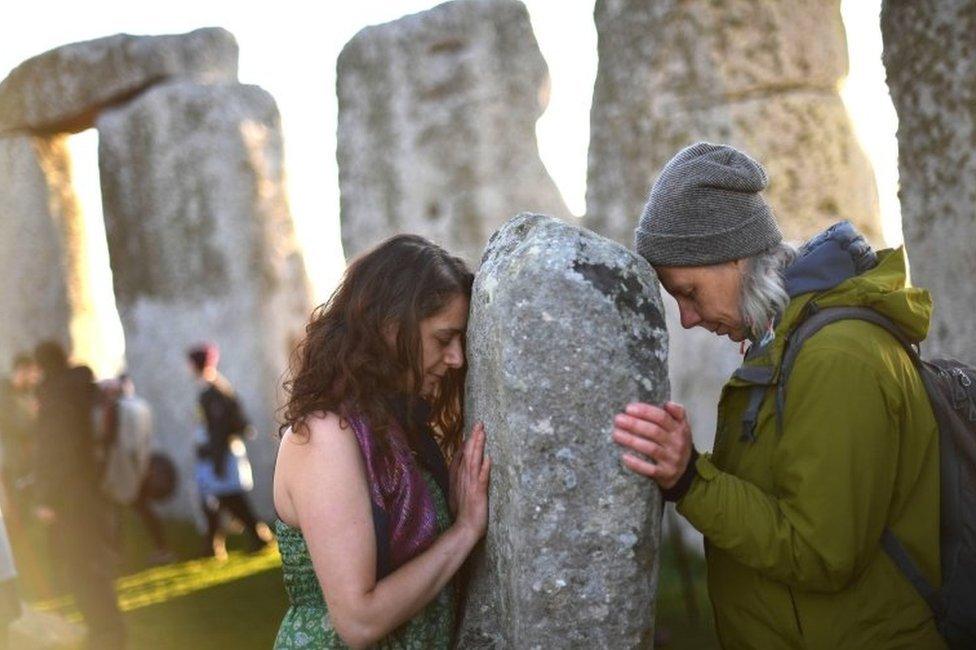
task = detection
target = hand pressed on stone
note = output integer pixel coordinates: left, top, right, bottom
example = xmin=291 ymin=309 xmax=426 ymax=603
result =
xmin=611 ymin=401 xmax=693 ymax=490
xmin=455 ymin=422 xmax=491 ymax=539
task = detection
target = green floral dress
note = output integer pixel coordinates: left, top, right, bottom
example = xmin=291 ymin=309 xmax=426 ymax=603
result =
xmin=273 ymin=470 xmax=455 ymax=649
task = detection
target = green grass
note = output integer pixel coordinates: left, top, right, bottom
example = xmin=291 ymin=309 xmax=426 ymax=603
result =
xmin=13 ymin=509 xmax=287 ymax=649
xmin=654 ymin=530 xmax=720 ymax=649
xmin=122 ymin=560 xmax=286 ymax=649
xmin=11 ymin=506 xmax=718 ymax=648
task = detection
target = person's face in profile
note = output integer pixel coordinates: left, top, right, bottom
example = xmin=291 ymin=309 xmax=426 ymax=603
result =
xmin=417 ymin=293 xmax=469 ymax=399
xmin=656 ymin=260 xmax=749 ymax=342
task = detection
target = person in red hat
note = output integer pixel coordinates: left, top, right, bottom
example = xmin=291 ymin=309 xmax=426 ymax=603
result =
xmin=186 ymin=343 xmax=272 ymax=559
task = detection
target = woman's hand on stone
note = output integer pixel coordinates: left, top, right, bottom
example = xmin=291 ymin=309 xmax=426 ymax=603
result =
xmin=455 ymin=421 xmax=491 ymax=540
xmin=611 ymin=401 xmax=693 ymax=489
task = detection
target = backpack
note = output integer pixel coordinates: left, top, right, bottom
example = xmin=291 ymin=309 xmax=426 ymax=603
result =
xmin=775 ymin=305 xmax=976 ymax=648
xmin=142 ymin=453 xmax=178 ymax=501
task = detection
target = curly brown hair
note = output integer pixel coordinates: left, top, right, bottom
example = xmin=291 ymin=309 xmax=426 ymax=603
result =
xmin=279 ymin=234 xmax=473 ymax=456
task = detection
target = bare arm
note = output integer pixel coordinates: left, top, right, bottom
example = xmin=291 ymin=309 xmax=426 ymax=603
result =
xmin=280 ymin=414 xmax=489 ymax=648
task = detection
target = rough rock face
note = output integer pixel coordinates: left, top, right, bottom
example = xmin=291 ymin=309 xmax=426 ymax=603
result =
xmin=97 ymin=82 xmax=311 ymax=518
xmin=585 ymin=0 xmax=880 ymax=246
xmin=459 ymin=213 xmax=666 ymax=648
xmin=583 ymin=0 xmax=883 ymax=481
xmin=336 ymin=0 xmax=570 ymax=267
xmin=882 ymin=0 xmax=976 ymax=364
xmin=0 ymin=27 xmax=238 ymax=134
xmin=0 ymin=135 xmax=89 ymax=369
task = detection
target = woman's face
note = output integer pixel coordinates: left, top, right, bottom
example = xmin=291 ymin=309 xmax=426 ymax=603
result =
xmin=418 ymin=293 xmax=469 ymax=398
xmin=655 ymin=261 xmax=748 ymax=342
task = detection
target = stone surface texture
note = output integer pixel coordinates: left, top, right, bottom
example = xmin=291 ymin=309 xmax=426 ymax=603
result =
xmin=97 ymin=81 xmax=311 ymax=519
xmin=585 ymin=0 xmax=880 ymax=246
xmin=458 ymin=213 xmax=666 ymax=649
xmin=882 ymin=0 xmax=976 ymax=364
xmin=0 ymin=27 xmax=238 ymax=134
xmin=337 ymin=0 xmax=570 ymax=267
xmin=0 ymin=135 xmax=92 ymax=370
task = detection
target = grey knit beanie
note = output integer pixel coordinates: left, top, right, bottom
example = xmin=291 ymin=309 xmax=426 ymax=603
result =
xmin=634 ymin=142 xmax=783 ymax=267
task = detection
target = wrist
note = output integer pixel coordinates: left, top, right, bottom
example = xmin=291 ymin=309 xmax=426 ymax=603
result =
xmin=661 ymin=447 xmax=699 ymax=502
xmin=451 ymin=519 xmax=482 ymax=549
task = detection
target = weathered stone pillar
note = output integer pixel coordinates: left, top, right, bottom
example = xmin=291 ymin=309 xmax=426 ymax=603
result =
xmin=0 ymin=26 xmax=240 ymax=375
xmin=0 ymin=135 xmax=91 ymax=369
xmin=97 ymin=82 xmax=312 ymax=518
xmin=459 ymin=213 xmax=666 ymax=648
xmin=585 ymin=0 xmax=880 ymax=246
xmin=584 ymin=0 xmax=883 ymax=468
xmin=882 ymin=0 xmax=976 ymax=364
xmin=336 ymin=0 xmax=570 ymax=267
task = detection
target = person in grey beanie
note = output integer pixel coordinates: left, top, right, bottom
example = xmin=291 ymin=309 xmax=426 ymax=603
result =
xmin=611 ymin=142 xmax=945 ymax=648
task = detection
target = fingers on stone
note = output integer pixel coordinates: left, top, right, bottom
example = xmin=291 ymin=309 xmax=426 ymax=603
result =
xmin=622 ymin=453 xmax=657 ymax=477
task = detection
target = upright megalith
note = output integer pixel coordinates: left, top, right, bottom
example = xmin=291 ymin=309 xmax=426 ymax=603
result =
xmin=0 ymin=27 xmax=238 ymax=134
xmin=459 ymin=213 xmax=667 ymax=648
xmin=337 ymin=0 xmax=570 ymax=266
xmin=882 ymin=0 xmax=976 ymax=364
xmin=585 ymin=0 xmax=880 ymax=246
xmin=0 ymin=135 xmax=93 ymax=369
xmin=97 ymin=81 xmax=312 ymax=518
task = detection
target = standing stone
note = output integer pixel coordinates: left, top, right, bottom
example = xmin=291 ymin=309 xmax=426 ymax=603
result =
xmin=882 ymin=0 xmax=976 ymax=364
xmin=459 ymin=213 xmax=666 ymax=648
xmin=0 ymin=135 xmax=93 ymax=369
xmin=97 ymin=81 xmax=311 ymax=519
xmin=585 ymin=0 xmax=880 ymax=246
xmin=583 ymin=0 xmax=883 ymax=481
xmin=337 ymin=0 xmax=570 ymax=267
xmin=0 ymin=27 xmax=238 ymax=134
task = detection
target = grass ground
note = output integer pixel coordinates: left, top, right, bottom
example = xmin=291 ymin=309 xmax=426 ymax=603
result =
xmin=10 ymin=507 xmax=716 ymax=648
xmin=653 ymin=533 xmax=720 ymax=649
xmin=14 ymin=509 xmax=287 ymax=649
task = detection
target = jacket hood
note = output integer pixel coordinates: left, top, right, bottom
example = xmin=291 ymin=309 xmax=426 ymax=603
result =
xmin=779 ymin=221 xmax=931 ymax=343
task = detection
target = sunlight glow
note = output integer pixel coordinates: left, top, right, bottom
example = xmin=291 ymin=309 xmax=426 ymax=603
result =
xmin=36 ymin=546 xmax=281 ymax=619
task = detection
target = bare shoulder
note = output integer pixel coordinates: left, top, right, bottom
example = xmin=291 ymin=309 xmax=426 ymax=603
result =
xmin=274 ymin=411 xmax=366 ymax=526
xmin=282 ymin=411 xmax=346 ymax=446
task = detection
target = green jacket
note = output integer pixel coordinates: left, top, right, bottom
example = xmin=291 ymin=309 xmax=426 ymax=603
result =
xmin=677 ymin=244 xmax=944 ymax=648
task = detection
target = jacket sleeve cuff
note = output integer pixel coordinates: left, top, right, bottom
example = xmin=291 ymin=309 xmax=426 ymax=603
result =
xmin=661 ymin=447 xmax=700 ymax=502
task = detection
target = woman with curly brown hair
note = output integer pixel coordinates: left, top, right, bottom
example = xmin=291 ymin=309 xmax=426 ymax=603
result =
xmin=272 ymin=234 xmax=490 ymax=649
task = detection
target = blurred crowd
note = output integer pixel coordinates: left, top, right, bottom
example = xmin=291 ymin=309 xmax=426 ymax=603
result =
xmin=0 ymin=341 xmax=273 ymax=649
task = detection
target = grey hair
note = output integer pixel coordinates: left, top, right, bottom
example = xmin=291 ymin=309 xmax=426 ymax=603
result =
xmin=739 ymin=242 xmax=798 ymax=340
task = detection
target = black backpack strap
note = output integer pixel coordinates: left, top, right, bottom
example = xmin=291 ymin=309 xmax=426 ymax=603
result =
xmin=881 ymin=529 xmax=946 ymax=620
xmin=775 ymin=305 xmax=919 ymax=435
xmin=732 ymin=366 xmax=775 ymax=443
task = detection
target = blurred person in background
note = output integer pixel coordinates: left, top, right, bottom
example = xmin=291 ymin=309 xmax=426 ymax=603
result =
xmin=0 ymin=353 xmax=40 ymax=534
xmin=33 ymin=341 xmax=125 ymax=650
xmin=186 ymin=343 xmax=272 ymax=559
xmin=98 ymin=374 xmax=175 ymax=566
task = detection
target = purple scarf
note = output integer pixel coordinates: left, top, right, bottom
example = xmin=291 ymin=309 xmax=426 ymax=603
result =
xmin=349 ymin=414 xmax=445 ymax=578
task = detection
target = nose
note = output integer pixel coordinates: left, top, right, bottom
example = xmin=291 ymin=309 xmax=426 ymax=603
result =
xmin=444 ymin=337 xmax=464 ymax=369
xmin=678 ymin=302 xmax=702 ymax=329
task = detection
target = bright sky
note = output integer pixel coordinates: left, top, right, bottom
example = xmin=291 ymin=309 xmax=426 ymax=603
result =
xmin=0 ymin=0 xmax=898 ymax=375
